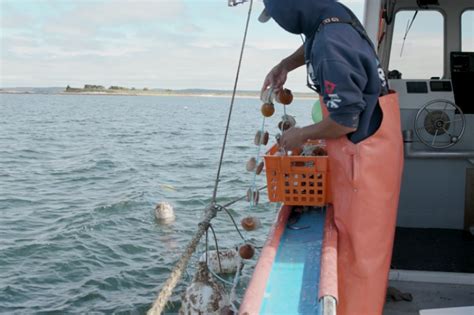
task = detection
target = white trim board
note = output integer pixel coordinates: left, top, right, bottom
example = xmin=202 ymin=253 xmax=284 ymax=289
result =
xmin=420 ymin=306 xmax=474 ymax=315
xmin=389 ymin=269 xmax=474 ymax=285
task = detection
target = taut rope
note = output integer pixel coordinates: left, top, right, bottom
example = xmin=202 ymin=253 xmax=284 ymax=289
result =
xmin=211 ymin=0 xmax=254 ymax=203
xmin=147 ymin=1 xmax=254 ymax=314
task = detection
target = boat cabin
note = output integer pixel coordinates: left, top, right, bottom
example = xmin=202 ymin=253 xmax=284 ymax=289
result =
xmin=367 ymin=1 xmax=474 ymax=313
xmin=233 ymin=0 xmax=474 ymax=314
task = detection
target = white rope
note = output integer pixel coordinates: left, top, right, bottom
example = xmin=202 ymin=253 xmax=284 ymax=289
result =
xmin=147 ymin=1 xmax=254 ymax=313
xmin=229 ymin=262 xmax=244 ymax=313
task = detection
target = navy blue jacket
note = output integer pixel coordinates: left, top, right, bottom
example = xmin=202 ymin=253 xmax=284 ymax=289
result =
xmin=264 ymin=0 xmax=387 ymax=143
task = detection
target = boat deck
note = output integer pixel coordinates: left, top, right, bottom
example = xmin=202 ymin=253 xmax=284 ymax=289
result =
xmin=392 ymin=227 xmax=474 ymax=273
xmin=384 ymin=280 xmax=474 ymax=315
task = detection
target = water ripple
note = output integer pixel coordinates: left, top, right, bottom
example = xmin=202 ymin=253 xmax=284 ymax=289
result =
xmin=0 ymin=94 xmax=314 ymax=313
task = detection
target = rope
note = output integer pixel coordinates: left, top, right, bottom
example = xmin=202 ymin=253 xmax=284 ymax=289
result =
xmin=147 ymin=2 xmax=254 ymax=313
xmin=208 ymin=224 xmax=223 ymax=273
xmin=229 ymin=262 xmax=244 ymax=313
xmin=219 ymin=205 xmax=247 ymax=242
xmin=250 ymin=118 xmax=266 ymax=194
xmin=211 ymin=0 xmax=254 ymax=203
xmin=147 ymin=205 xmax=217 ymax=315
xmin=221 ymin=185 xmax=267 ymax=209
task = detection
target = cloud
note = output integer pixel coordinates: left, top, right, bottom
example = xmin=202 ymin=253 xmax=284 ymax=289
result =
xmin=390 ymin=37 xmax=444 ymax=79
xmin=39 ymin=0 xmax=185 ymax=37
xmin=0 ymin=0 xmax=369 ymax=90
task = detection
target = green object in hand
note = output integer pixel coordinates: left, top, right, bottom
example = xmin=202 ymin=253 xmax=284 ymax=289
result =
xmin=312 ymin=99 xmax=323 ymax=123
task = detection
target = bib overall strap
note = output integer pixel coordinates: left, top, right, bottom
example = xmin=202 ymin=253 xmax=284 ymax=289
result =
xmin=309 ymin=5 xmax=389 ymax=96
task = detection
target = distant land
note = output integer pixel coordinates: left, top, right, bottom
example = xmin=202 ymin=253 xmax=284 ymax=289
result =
xmin=0 ymin=85 xmax=316 ymax=99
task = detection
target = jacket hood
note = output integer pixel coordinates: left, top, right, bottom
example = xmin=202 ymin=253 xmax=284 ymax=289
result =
xmin=263 ymin=0 xmax=337 ymax=37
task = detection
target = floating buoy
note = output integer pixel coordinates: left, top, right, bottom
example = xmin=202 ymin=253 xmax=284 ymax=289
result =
xmin=154 ymin=202 xmax=175 ymax=223
xmin=246 ymin=157 xmax=257 ymax=172
xmin=199 ymin=249 xmax=241 ymax=274
xmin=241 ymin=216 xmax=262 ymax=231
xmin=180 ymin=262 xmax=231 ymax=315
xmin=261 ymin=103 xmax=275 ymax=117
xmin=238 ymin=244 xmax=255 ymax=260
xmin=277 ymin=88 xmax=293 ymax=105
xmin=255 ymin=161 xmax=264 ymax=175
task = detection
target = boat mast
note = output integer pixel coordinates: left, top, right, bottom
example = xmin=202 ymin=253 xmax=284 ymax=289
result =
xmin=364 ymin=0 xmax=384 ymax=46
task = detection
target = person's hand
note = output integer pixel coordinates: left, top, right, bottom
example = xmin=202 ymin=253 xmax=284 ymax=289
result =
xmin=279 ymin=127 xmax=307 ymax=151
xmin=261 ymin=62 xmax=288 ymax=96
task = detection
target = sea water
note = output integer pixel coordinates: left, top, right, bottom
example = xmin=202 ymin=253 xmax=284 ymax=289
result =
xmin=0 ymin=93 xmax=315 ymax=314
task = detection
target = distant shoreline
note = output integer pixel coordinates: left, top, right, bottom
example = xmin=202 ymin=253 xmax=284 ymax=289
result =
xmin=0 ymin=90 xmax=317 ymax=100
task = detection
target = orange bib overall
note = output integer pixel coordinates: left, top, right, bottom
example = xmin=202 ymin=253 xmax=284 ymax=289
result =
xmin=322 ymin=92 xmax=404 ymax=315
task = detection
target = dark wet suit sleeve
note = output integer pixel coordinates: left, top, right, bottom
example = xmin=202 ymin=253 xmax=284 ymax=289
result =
xmin=317 ymin=59 xmax=367 ymax=129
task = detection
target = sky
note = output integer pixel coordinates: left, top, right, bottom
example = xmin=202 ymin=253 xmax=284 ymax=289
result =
xmin=0 ymin=0 xmax=365 ymax=91
xmin=0 ymin=0 xmax=472 ymax=91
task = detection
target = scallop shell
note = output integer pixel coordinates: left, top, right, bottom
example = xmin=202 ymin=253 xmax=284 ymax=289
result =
xmin=254 ymin=130 xmax=262 ymax=146
xmin=241 ymin=217 xmax=262 ymax=231
xmin=246 ymin=188 xmax=252 ymax=202
xmin=255 ymin=161 xmax=264 ymax=175
xmin=253 ymin=190 xmax=260 ymax=205
xmin=246 ymin=188 xmax=259 ymax=205
xmin=239 ymin=244 xmax=255 ymax=260
xmin=262 ymin=131 xmax=269 ymax=145
xmin=246 ymin=157 xmax=257 ymax=172
xmin=278 ymin=120 xmax=292 ymax=131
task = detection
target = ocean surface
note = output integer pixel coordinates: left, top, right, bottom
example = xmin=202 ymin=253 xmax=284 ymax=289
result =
xmin=0 ymin=94 xmax=315 ymax=314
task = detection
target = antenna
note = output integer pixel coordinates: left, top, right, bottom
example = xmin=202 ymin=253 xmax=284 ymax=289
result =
xmin=228 ymin=0 xmax=249 ymax=7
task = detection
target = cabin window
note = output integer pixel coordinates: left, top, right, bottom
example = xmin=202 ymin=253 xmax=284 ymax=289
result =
xmin=389 ymin=10 xmax=444 ymax=79
xmin=462 ymin=10 xmax=474 ymax=51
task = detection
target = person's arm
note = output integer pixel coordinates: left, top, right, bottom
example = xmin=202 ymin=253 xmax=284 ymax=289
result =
xmin=280 ymin=58 xmax=367 ymax=150
xmin=261 ymin=45 xmax=305 ymax=94
xmin=279 ymin=118 xmax=356 ymax=151
xmin=281 ymin=44 xmax=305 ymax=72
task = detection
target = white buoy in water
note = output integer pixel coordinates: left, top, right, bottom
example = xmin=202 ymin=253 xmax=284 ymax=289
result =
xmin=199 ymin=249 xmax=241 ymax=274
xmin=179 ymin=262 xmax=231 ymax=315
xmin=154 ymin=202 xmax=175 ymax=223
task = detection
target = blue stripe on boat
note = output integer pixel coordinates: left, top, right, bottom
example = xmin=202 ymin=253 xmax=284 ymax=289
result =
xmin=260 ymin=209 xmax=326 ymax=315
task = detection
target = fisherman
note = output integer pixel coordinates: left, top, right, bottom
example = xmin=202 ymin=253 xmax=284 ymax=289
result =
xmin=259 ymin=1 xmax=404 ymax=314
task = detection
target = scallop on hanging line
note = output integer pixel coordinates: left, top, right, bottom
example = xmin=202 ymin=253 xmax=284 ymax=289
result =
xmin=179 ymin=262 xmax=231 ymax=315
xmin=254 ymin=130 xmax=270 ymax=146
xmin=241 ymin=216 xmax=262 ymax=231
xmin=277 ymin=88 xmax=293 ymax=105
xmin=239 ymin=244 xmax=255 ymax=260
xmin=246 ymin=157 xmax=257 ymax=172
xmin=255 ymin=161 xmax=264 ymax=175
xmin=246 ymin=188 xmax=259 ymax=205
xmin=261 ymin=103 xmax=275 ymax=117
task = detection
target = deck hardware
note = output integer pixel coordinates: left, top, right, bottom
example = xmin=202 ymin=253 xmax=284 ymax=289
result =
xmin=228 ymin=0 xmax=249 ymax=7
xmin=414 ymin=99 xmax=466 ymax=149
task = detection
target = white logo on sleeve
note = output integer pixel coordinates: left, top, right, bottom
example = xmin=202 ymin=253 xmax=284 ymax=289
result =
xmin=378 ymin=68 xmax=387 ymax=87
xmin=326 ymin=93 xmax=341 ymax=109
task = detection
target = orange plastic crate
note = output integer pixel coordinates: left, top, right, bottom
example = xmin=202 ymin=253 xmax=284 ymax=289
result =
xmin=263 ymin=143 xmax=331 ymax=206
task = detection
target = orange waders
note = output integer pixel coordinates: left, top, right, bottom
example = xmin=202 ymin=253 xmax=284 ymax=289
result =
xmin=322 ymin=92 xmax=404 ymax=315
